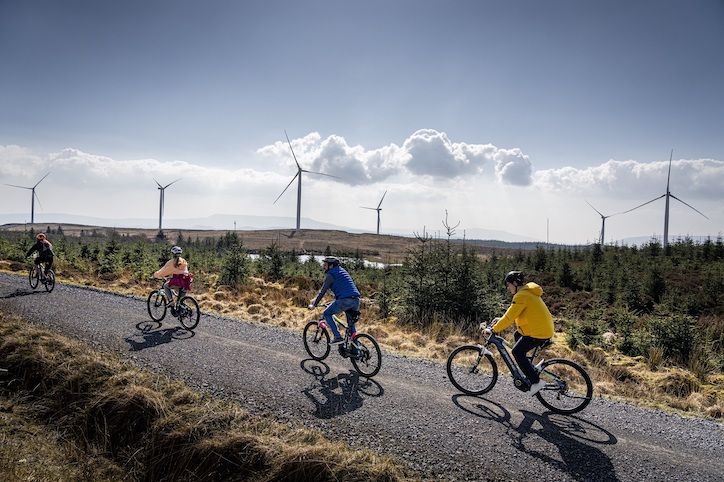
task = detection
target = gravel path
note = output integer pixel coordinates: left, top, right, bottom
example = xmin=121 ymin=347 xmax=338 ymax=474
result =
xmin=1 ymin=272 xmax=722 ymax=481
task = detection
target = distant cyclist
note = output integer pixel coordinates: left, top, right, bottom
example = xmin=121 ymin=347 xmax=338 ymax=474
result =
xmin=308 ymin=256 xmax=361 ymax=345
xmin=483 ymin=271 xmax=554 ymax=395
xmin=26 ymin=233 xmax=54 ymax=279
xmin=153 ymin=246 xmax=190 ymax=315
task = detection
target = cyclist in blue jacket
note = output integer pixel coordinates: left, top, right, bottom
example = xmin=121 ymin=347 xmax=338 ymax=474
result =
xmin=308 ymin=256 xmax=361 ymax=345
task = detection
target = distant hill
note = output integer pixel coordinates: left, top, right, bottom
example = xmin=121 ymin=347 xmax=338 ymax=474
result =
xmin=0 ymin=212 xmax=536 ymax=243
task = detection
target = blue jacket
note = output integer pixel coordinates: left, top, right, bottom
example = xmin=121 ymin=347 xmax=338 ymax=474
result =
xmin=313 ymin=266 xmax=360 ymax=306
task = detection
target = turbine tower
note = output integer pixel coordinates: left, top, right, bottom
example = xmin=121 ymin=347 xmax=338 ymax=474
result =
xmin=155 ymin=178 xmax=180 ymax=232
xmin=361 ymin=190 xmax=387 ymax=235
xmin=4 ymin=172 xmax=51 ymax=225
xmin=626 ymin=150 xmax=708 ymax=248
xmin=273 ymin=130 xmax=340 ymax=230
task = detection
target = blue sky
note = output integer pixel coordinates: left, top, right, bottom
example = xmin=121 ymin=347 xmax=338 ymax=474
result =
xmin=1 ymin=0 xmax=723 ymax=242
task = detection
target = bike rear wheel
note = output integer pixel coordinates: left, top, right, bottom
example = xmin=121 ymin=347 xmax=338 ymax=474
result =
xmin=303 ymin=321 xmax=331 ymax=360
xmin=178 ymin=296 xmax=200 ymax=330
xmin=351 ymin=333 xmax=382 ymax=378
xmin=446 ymin=345 xmax=498 ymax=395
xmin=535 ymin=358 xmax=593 ymax=415
xmin=29 ymin=266 xmax=39 ymax=289
xmin=44 ymin=270 xmax=55 ymax=293
xmin=147 ymin=291 xmax=167 ymax=321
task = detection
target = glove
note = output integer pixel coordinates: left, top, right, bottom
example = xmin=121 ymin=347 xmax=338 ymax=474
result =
xmin=483 ymin=328 xmax=493 ymax=337
xmin=307 ymin=303 xmax=315 ymax=310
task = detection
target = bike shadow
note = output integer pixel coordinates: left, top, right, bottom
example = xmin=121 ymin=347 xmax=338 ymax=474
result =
xmin=0 ymin=288 xmax=46 ymax=299
xmin=452 ymin=394 xmax=619 ymax=481
xmin=125 ymin=321 xmax=196 ymax=352
xmin=300 ymin=359 xmax=384 ymax=419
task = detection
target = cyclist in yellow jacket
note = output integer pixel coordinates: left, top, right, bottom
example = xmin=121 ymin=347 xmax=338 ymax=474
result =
xmin=485 ymin=271 xmax=554 ymax=395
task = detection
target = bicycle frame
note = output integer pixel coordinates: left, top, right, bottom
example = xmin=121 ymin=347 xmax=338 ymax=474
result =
xmin=485 ymin=334 xmax=545 ymax=390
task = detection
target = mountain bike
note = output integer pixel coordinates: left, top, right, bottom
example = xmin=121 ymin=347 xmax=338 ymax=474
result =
xmin=446 ymin=328 xmax=593 ymax=415
xmin=303 ymin=309 xmax=382 ymax=378
xmin=146 ymin=278 xmax=200 ymax=330
xmin=29 ymin=260 xmax=55 ymax=293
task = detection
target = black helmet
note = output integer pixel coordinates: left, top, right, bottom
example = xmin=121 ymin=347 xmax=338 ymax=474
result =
xmin=504 ymin=271 xmax=524 ymax=286
xmin=322 ymin=256 xmax=340 ymax=266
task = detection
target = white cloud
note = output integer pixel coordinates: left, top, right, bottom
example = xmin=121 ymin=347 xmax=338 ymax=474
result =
xmin=493 ymin=148 xmax=533 ymax=186
xmin=256 ymin=129 xmax=533 ymax=186
xmin=534 ymin=158 xmax=724 ymax=199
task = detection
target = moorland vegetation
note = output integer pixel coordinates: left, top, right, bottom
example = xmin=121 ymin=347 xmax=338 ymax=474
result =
xmin=0 ymin=226 xmax=722 ymax=418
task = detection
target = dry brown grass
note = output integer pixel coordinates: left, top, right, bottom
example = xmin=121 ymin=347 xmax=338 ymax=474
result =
xmin=0 ymin=312 xmax=414 ymax=481
xmin=2 ymin=262 xmax=722 ymax=421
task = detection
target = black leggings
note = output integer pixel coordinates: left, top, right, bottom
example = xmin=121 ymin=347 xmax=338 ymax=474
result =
xmin=34 ymin=256 xmax=53 ymax=272
xmin=512 ymin=331 xmax=549 ymax=384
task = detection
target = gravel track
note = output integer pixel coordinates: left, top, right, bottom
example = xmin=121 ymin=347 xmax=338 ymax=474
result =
xmin=1 ymin=272 xmax=722 ymax=481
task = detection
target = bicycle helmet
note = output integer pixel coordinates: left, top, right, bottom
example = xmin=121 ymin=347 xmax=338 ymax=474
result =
xmin=171 ymin=246 xmax=183 ymax=256
xmin=504 ymin=270 xmax=525 ymax=286
xmin=36 ymin=233 xmax=46 ymax=240
xmin=322 ymin=256 xmax=340 ymax=266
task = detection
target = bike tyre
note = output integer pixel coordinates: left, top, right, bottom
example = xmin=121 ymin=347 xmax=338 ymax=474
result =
xmin=44 ymin=270 xmax=55 ymax=293
xmin=446 ymin=345 xmax=498 ymax=395
xmin=535 ymin=358 xmax=593 ymax=415
xmin=303 ymin=321 xmax=330 ymax=361
xmin=351 ymin=333 xmax=382 ymax=378
xmin=29 ymin=266 xmax=39 ymax=289
xmin=178 ymin=296 xmax=200 ymax=330
xmin=147 ymin=291 xmax=167 ymax=322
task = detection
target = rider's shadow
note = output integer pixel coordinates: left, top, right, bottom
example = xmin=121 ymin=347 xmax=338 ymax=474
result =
xmin=0 ymin=288 xmax=45 ymax=299
xmin=300 ymin=359 xmax=384 ymax=419
xmin=125 ymin=321 xmax=195 ymax=352
xmin=452 ymin=395 xmax=619 ymax=482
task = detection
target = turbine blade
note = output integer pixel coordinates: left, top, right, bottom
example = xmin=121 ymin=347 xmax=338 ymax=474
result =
xmin=361 ymin=206 xmax=377 ymax=210
xmin=153 ymin=178 xmax=163 ymax=188
xmin=617 ymin=194 xmax=666 ymax=215
xmin=666 ymin=149 xmax=673 ymax=192
xmin=4 ymin=184 xmax=32 ymax=190
xmin=670 ymin=194 xmax=710 ymax=220
xmin=34 ymin=172 xmax=51 ymax=188
xmin=273 ymin=172 xmax=299 ymax=204
xmin=33 ymin=190 xmax=43 ymax=211
xmin=163 ymin=178 xmax=181 ymax=189
xmin=377 ymin=190 xmax=387 ymax=209
xmin=305 ymin=170 xmax=342 ymax=180
xmin=284 ymin=130 xmax=302 ymax=170
xmin=585 ymin=200 xmax=605 ymax=218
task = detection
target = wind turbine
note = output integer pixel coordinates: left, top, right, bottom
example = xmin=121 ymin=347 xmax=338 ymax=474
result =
xmin=154 ymin=178 xmax=181 ymax=232
xmin=4 ymin=172 xmax=51 ymax=225
xmin=273 ymin=130 xmax=340 ymax=230
xmin=361 ymin=190 xmax=387 ymax=235
xmin=585 ymin=201 xmax=621 ymax=245
xmin=626 ymin=150 xmax=708 ymax=248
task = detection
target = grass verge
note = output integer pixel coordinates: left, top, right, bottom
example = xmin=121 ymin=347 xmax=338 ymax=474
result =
xmin=0 ymin=311 xmax=413 ymax=481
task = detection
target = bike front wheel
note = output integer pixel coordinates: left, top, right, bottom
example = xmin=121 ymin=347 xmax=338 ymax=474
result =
xmin=535 ymin=358 xmax=593 ymax=415
xmin=351 ymin=333 xmax=382 ymax=378
xmin=446 ymin=345 xmax=498 ymax=395
xmin=29 ymin=266 xmax=39 ymax=289
xmin=303 ymin=321 xmax=330 ymax=360
xmin=147 ymin=291 xmax=167 ymax=322
xmin=178 ymin=296 xmax=200 ymax=330
xmin=44 ymin=270 xmax=55 ymax=293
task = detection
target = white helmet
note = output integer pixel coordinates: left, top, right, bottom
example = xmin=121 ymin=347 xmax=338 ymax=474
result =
xmin=171 ymin=246 xmax=183 ymax=256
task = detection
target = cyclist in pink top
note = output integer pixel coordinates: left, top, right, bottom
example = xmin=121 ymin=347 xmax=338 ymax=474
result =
xmin=153 ymin=246 xmax=189 ymax=315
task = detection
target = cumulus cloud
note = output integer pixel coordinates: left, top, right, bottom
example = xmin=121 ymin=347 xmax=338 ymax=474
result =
xmin=534 ymin=158 xmax=724 ymax=199
xmin=257 ymin=129 xmax=533 ymax=186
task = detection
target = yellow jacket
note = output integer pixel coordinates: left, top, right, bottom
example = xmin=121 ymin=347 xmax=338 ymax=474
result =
xmin=154 ymin=257 xmax=189 ymax=278
xmin=492 ymin=282 xmax=554 ymax=339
